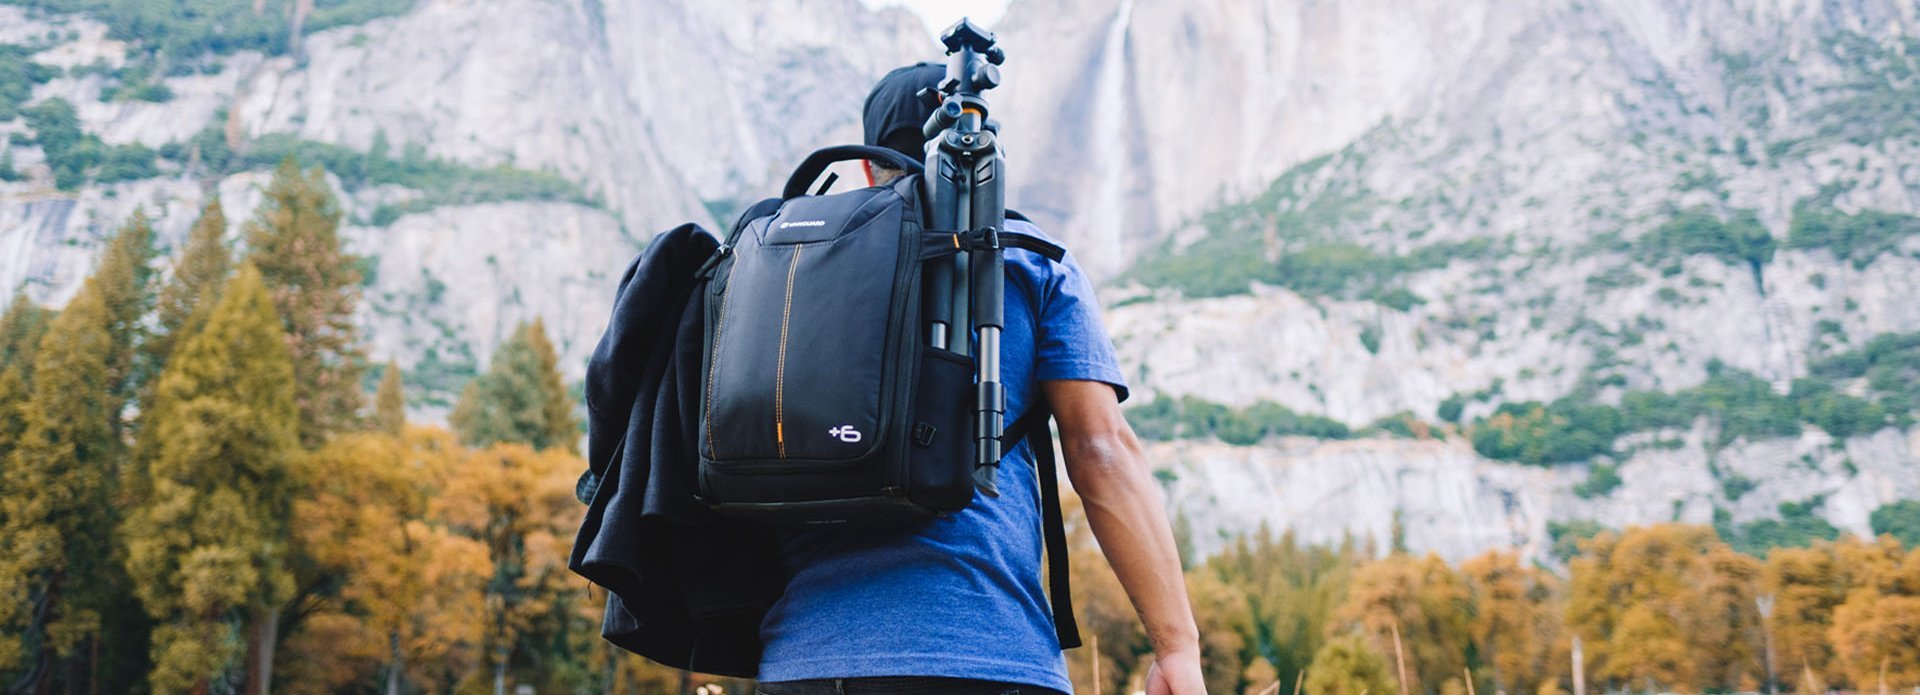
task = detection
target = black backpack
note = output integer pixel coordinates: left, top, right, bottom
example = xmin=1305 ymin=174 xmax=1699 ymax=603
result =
xmin=694 ymin=144 xmax=1082 ymax=647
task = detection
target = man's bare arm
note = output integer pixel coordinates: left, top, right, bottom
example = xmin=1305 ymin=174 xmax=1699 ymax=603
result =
xmin=1043 ymin=379 xmax=1205 ymax=693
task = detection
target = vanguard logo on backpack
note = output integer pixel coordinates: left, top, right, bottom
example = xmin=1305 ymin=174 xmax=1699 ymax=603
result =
xmin=693 ymin=145 xmax=1063 ymax=526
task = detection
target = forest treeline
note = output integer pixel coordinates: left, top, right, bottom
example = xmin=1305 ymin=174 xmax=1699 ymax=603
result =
xmin=1 ymin=157 xmax=1918 ymax=694
xmin=0 ymin=157 xmax=689 ymax=693
xmin=1068 ymin=521 xmax=1920 ymax=695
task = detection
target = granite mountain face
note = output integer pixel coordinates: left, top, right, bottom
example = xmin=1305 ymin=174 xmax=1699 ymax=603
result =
xmin=2 ymin=0 xmax=1916 ymax=561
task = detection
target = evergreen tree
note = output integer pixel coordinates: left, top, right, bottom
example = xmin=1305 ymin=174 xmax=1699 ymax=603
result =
xmin=451 ymin=318 xmax=577 ymax=453
xmin=374 ymin=360 xmax=405 ymax=435
xmin=145 ymin=197 xmax=232 ymax=379
xmin=0 ymin=292 xmax=51 ymax=520
xmin=0 ymin=214 xmax=155 ymax=690
xmin=121 ymin=265 xmax=299 ymax=693
xmin=0 ymin=287 xmax=119 ymax=675
xmin=94 ymin=210 xmax=159 ymax=428
xmin=0 ymin=289 xmax=52 ymax=372
xmin=245 ymin=157 xmax=364 ymax=447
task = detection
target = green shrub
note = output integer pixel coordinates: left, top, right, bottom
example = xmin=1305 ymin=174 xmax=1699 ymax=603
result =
xmin=1787 ymin=204 xmax=1920 ymax=268
xmin=1720 ymin=474 xmax=1757 ymax=500
xmin=1788 ymin=377 xmax=1889 ymax=438
xmin=1125 ymin=152 xmax=1492 ymax=303
xmin=1470 ymin=401 xmax=1622 ymax=465
xmin=1573 ymin=463 xmax=1622 ymax=499
xmin=1364 ymin=411 xmax=1422 ymax=439
xmin=1640 ymin=206 xmax=1774 ymax=273
xmin=0 ymin=0 xmax=416 ymax=61
xmin=0 ymin=44 xmax=60 ymax=120
xmin=188 ymin=132 xmax=597 ymax=223
xmin=1716 ymin=500 xmax=1840 ymax=556
xmin=22 ymin=97 xmax=159 ymax=189
xmin=1126 ymin=395 xmax=1351 ymax=443
xmin=1871 ymin=500 xmax=1920 ymax=546
xmin=1436 ymin=395 xmax=1466 ymax=423
xmin=1547 ymin=519 xmax=1606 ymax=562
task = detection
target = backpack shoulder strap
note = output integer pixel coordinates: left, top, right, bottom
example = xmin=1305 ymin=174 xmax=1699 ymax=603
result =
xmin=1005 ymin=407 xmax=1081 ymax=650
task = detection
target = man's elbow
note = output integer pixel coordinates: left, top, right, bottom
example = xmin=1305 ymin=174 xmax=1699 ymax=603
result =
xmin=1061 ymin=428 xmax=1145 ymax=482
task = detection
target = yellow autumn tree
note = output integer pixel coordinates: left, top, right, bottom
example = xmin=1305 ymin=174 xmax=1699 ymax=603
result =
xmin=1686 ymin=544 xmax=1766 ymax=691
xmin=1828 ymin=538 xmax=1920 ymax=690
xmin=1460 ymin=550 xmax=1561 ymax=695
xmin=1332 ymin=552 xmax=1470 ymax=695
xmin=1763 ymin=543 xmax=1847 ymax=691
xmin=1566 ymin=524 xmax=1768 ymax=693
xmin=280 ymin=428 xmax=490 ymax=693
xmin=433 ymin=442 xmax=581 ymax=693
xmin=1189 ymin=569 xmax=1254 ymax=694
xmin=374 ymin=360 xmax=405 ymax=435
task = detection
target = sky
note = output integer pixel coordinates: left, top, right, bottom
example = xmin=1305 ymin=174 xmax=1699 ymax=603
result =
xmin=857 ymin=0 xmax=1012 ymax=41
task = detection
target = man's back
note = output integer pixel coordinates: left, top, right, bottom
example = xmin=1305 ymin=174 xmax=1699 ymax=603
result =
xmin=757 ymin=219 xmax=1122 ymax=693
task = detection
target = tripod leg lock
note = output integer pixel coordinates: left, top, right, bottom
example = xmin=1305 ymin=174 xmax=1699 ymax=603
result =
xmin=972 ymin=380 xmax=1006 ymax=497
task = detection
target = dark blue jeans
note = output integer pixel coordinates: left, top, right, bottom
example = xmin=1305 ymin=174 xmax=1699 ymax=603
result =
xmin=755 ymin=677 xmax=1066 ymax=695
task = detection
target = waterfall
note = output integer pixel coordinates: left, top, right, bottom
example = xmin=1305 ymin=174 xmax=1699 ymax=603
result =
xmin=1081 ymin=0 xmax=1134 ymax=277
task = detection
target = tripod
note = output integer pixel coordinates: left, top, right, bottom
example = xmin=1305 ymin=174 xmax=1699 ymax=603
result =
xmin=920 ymin=18 xmax=1010 ymax=497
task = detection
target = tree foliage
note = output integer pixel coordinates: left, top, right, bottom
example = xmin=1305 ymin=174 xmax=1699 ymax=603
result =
xmin=122 ymin=265 xmax=299 ymax=692
xmin=0 ymin=285 xmax=118 ymax=670
xmin=0 ymin=212 xmax=156 ymax=680
xmin=451 ymin=319 xmax=577 ymax=453
xmin=374 ymin=360 xmax=406 ymax=436
xmin=1305 ymin=635 xmax=1399 ymax=695
xmin=145 ymin=197 xmax=232 ymax=382
xmin=246 ymin=157 xmax=365 ymax=447
xmin=1332 ymin=553 xmax=1471 ymax=695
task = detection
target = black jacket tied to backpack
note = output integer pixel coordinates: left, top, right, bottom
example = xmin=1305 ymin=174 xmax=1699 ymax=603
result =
xmin=569 ymin=222 xmax=781 ymax=678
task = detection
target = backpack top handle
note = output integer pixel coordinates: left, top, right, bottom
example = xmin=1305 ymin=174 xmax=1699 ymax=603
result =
xmin=782 ymin=145 xmax=926 ymax=199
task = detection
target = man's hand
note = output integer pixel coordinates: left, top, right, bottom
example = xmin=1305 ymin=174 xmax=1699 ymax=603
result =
xmin=1044 ymin=379 xmax=1205 ymax=693
xmin=1145 ymin=649 xmax=1208 ymax=695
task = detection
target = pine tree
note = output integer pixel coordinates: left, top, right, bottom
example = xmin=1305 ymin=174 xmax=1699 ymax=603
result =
xmin=245 ymin=157 xmax=364 ymax=447
xmin=94 ymin=210 xmax=159 ymax=427
xmin=0 ymin=289 xmax=52 ymax=372
xmin=145 ymin=196 xmax=232 ymax=379
xmin=0 ymin=292 xmax=51 ymax=515
xmin=121 ymin=265 xmax=299 ymax=693
xmin=374 ymin=360 xmax=405 ymax=435
xmin=450 ymin=318 xmax=578 ymax=453
xmin=0 ymin=214 xmax=155 ymax=689
xmin=0 ymin=286 xmax=118 ymax=673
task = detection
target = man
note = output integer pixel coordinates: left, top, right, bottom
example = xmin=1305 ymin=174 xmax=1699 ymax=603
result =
xmin=753 ymin=63 xmax=1206 ymax=695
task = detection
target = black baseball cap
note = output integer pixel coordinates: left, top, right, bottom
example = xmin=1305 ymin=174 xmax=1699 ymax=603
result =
xmin=862 ymin=61 xmax=945 ymax=163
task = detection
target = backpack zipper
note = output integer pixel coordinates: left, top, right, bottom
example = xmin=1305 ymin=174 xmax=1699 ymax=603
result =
xmin=775 ymin=246 xmax=802 ymax=458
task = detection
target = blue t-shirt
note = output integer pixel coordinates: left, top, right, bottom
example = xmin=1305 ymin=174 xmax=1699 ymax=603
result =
xmin=757 ymin=219 xmax=1127 ymax=692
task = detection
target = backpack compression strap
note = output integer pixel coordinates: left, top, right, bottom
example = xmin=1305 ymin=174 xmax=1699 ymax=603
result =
xmin=1004 ymin=407 xmax=1081 ymax=650
xmin=920 ymin=229 xmax=1066 ymax=263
